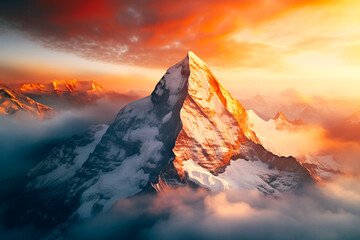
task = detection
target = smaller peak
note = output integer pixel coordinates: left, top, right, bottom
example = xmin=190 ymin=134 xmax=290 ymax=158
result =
xmin=91 ymin=80 xmax=104 ymax=90
xmin=87 ymin=80 xmax=105 ymax=93
xmin=273 ymin=112 xmax=288 ymax=121
xmin=20 ymin=83 xmax=46 ymax=92
xmin=273 ymin=112 xmax=304 ymax=126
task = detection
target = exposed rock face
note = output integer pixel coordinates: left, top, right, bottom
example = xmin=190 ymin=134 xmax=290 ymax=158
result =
xmin=173 ymin=52 xmax=260 ymax=178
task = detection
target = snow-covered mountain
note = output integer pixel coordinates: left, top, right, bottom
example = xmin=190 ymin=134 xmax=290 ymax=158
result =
xmin=247 ymin=110 xmax=341 ymax=179
xmin=19 ymin=80 xmax=135 ymax=109
xmin=0 ymin=85 xmax=54 ymax=118
xmin=239 ymin=90 xmax=359 ymax=127
xmin=2 ymin=52 xmax=314 ymax=235
xmin=0 ymin=80 xmax=138 ymax=119
xmin=20 ymin=80 xmax=104 ymax=95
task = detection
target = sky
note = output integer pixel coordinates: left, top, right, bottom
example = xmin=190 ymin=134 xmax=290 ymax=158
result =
xmin=0 ymin=0 xmax=360 ymax=98
xmin=1 ymin=2 xmax=360 ymax=238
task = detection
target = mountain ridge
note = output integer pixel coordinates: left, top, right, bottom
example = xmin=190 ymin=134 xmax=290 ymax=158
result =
xmin=0 ymin=85 xmax=54 ymax=118
xmin=0 ymin=80 xmax=138 ymax=118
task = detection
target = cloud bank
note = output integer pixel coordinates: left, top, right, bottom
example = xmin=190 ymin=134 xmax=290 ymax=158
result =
xmin=62 ymin=176 xmax=360 ymax=240
xmin=1 ymin=170 xmax=360 ymax=239
xmin=0 ymin=97 xmax=132 ymax=180
xmin=0 ymin=0 xmax=326 ymax=68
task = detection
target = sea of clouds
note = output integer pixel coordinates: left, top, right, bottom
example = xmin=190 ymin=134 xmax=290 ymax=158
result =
xmin=2 ymin=176 xmax=358 ymax=240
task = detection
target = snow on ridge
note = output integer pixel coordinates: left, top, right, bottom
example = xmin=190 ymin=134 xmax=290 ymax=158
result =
xmin=188 ymin=51 xmax=209 ymax=70
xmin=164 ymin=54 xmax=189 ymax=94
xmin=183 ymin=158 xmax=298 ymax=195
xmin=29 ymin=124 xmax=109 ymax=189
xmin=246 ymin=109 xmax=339 ymax=179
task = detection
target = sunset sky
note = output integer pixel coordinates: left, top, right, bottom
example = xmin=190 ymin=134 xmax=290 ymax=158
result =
xmin=2 ymin=2 xmax=360 ymax=239
xmin=1 ymin=0 xmax=360 ymax=98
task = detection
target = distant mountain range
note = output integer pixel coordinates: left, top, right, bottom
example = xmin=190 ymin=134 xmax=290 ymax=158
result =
xmin=0 ymin=80 xmax=137 ymax=118
xmin=0 ymin=85 xmax=54 ymax=118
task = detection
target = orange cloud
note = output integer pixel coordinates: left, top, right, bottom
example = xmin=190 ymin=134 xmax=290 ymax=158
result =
xmin=0 ymin=0 xmax=331 ymax=68
xmin=1 ymin=0 xmax=360 ymax=99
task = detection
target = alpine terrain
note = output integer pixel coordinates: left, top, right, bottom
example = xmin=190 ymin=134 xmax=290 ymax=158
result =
xmin=247 ymin=110 xmax=341 ymax=180
xmin=0 ymin=85 xmax=54 ymax=118
xmin=2 ymin=52 xmax=315 ymax=235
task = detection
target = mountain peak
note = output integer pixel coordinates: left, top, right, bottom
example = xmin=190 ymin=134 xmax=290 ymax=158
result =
xmin=274 ymin=112 xmax=288 ymax=121
xmin=157 ymin=51 xmax=262 ymax=177
xmin=273 ymin=111 xmax=304 ymax=128
xmin=188 ymin=51 xmax=208 ymax=69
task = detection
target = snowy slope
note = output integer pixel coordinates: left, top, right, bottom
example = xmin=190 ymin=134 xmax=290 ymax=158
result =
xmin=0 ymin=86 xmax=53 ymax=118
xmin=183 ymin=157 xmax=302 ymax=195
xmin=247 ymin=109 xmax=340 ymax=179
xmin=247 ymin=109 xmax=300 ymax=157
xmin=28 ymin=124 xmax=109 ymax=188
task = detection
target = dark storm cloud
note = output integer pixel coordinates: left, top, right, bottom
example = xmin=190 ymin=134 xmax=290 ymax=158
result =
xmin=0 ymin=0 xmax=324 ymax=68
